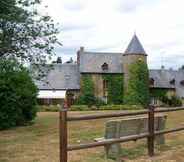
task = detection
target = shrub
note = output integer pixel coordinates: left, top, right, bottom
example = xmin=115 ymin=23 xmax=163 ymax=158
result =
xmin=75 ymin=95 xmax=106 ymax=107
xmin=70 ymin=105 xmax=90 ymax=111
xmin=0 ymin=59 xmax=38 ymax=129
xmin=162 ymin=96 xmax=182 ymax=107
xmin=38 ymin=105 xmax=60 ymax=112
xmin=100 ymin=105 xmax=144 ymax=110
xmin=70 ymin=104 xmax=144 ymax=111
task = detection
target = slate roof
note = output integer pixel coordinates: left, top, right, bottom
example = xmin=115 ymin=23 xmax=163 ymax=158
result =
xmin=79 ymin=52 xmax=123 ymax=73
xmin=35 ymin=63 xmax=80 ymax=90
xmin=149 ymin=69 xmax=184 ymax=97
xmin=149 ymin=69 xmax=176 ymax=89
xmin=125 ymin=34 xmax=146 ymax=55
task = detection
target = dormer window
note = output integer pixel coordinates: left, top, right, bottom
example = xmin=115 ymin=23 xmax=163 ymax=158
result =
xmin=149 ymin=78 xmax=154 ymax=86
xmin=180 ymin=80 xmax=184 ymax=86
xmin=101 ymin=63 xmax=108 ymax=71
xmin=170 ymin=79 xmax=175 ymax=85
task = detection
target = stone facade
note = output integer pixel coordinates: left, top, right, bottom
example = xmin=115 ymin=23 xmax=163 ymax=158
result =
xmin=36 ymin=34 xmax=184 ymax=105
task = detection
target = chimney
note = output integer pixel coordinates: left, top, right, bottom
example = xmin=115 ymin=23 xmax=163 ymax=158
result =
xmin=161 ymin=65 xmax=165 ymax=72
xmin=77 ymin=46 xmax=85 ymax=65
xmin=80 ymin=46 xmax=84 ymax=52
xmin=56 ymin=57 xmax=62 ymax=64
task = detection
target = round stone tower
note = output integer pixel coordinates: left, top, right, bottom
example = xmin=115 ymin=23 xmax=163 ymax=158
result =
xmin=123 ymin=34 xmax=147 ymax=91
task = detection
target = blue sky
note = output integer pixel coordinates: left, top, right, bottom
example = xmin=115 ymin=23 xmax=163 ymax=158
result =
xmin=42 ymin=0 xmax=184 ymax=69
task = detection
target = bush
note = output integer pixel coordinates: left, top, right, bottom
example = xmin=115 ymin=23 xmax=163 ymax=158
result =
xmin=70 ymin=105 xmax=90 ymax=111
xmin=70 ymin=104 xmax=144 ymax=111
xmin=100 ymin=105 xmax=144 ymax=110
xmin=75 ymin=95 xmax=106 ymax=107
xmin=0 ymin=59 xmax=38 ymax=130
xmin=38 ymin=105 xmax=60 ymax=112
xmin=162 ymin=96 xmax=182 ymax=107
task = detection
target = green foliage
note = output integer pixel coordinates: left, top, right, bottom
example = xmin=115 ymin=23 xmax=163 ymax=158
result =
xmin=71 ymin=104 xmax=143 ymax=111
xmin=0 ymin=0 xmax=59 ymax=78
xmin=38 ymin=105 xmax=60 ymax=112
xmin=162 ymin=96 xmax=182 ymax=107
xmin=150 ymin=89 xmax=182 ymax=107
xmin=75 ymin=75 xmax=105 ymax=107
xmin=76 ymin=74 xmax=95 ymax=106
xmin=100 ymin=104 xmax=144 ymax=110
xmin=0 ymin=59 xmax=38 ymax=129
xmin=70 ymin=105 xmax=91 ymax=111
xmin=81 ymin=75 xmax=94 ymax=96
xmin=103 ymin=74 xmax=124 ymax=104
xmin=150 ymin=88 xmax=168 ymax=98
xmin=124 ymin=60 xmax=150 ymax=107
xmin=39 ymin=105 xmax=144 ymax=111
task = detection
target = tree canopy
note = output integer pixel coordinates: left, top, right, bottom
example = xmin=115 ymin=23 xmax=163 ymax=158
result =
xmin=0 ymin=0 xmax=59 ymax=77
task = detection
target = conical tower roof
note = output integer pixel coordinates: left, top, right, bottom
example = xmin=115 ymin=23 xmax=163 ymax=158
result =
xmin=124 ymin=34 xmax=146 ymax=55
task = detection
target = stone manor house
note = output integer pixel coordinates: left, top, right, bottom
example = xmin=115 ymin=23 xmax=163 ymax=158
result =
xmin=36 ymin=34 xmax=184 ymax=106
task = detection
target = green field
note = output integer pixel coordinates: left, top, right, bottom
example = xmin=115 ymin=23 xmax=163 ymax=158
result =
xmin=1 ymin=110 xmax=184 ymax=162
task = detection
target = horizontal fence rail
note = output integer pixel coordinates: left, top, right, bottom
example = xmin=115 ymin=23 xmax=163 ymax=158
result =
xmin=59 ymin=106 xmax=184 ymax=162
xmin=67 ymin=110 xmax=149 ymax=121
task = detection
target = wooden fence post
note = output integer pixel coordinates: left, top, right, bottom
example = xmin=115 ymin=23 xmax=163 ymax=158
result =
xmin=60 ymin=104 xmax=68 ymax=162
xmin=148 ymin=105 xmax=155 ymax=156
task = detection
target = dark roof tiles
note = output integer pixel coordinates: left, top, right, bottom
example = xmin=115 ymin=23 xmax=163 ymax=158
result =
xmin=125 ymin=34 xmax=146 ymax=55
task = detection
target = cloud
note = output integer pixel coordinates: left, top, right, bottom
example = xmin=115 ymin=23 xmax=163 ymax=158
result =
xmin=116 ymin=0 xmax=160 ymax=13
xmin=63 ymin=0 xmax=84 ymax=11
xmin=41 ymin=0 xmax=184 ymax=69
xmin=62 ymin=24 xmax=93 ymax=32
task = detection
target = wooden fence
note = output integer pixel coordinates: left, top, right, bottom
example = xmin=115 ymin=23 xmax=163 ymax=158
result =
xmin=59 ymin=105 xmax=184 ymax=162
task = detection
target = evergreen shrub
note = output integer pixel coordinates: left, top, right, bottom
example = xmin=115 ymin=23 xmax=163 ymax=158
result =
xmin=0 ymin=59 xmax=38 ymax=129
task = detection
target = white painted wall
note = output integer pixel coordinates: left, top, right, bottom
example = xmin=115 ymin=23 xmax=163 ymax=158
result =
xmin=38 ymin=90 xmax=66 ymax=99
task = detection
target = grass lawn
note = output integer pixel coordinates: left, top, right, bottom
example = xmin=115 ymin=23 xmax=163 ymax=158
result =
xmin=1 ymin=110 xmax=184 ymax=162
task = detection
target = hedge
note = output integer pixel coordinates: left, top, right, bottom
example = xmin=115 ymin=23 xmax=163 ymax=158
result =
xmin=38 ymin=104 xmax=144 ymax=112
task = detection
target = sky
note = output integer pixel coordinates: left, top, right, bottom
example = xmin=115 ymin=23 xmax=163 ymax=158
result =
xmin=41 ymin=0 xmax=184 ymax=69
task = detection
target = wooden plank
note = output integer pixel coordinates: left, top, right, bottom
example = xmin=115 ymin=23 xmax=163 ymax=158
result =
xmin=147 ymin=105 xmax=155 ymax=157
xmin=67 ymin=133 xmax=149 ymax=151
xmin=67 ymin=110 xmax=149 ymax=121
xmin=60 ymin=107 xmax=68 ymax=162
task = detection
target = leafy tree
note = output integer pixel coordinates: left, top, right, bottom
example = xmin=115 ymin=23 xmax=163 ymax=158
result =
xmin=124 ymin=59 xmax=150 ymax=107
xmin=0 ymin=0 xmax=59 ymax=78
xmin=0 ymin=59 xmax=38 ymax=129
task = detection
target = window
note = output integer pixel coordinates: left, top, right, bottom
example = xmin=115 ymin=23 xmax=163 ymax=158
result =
xmin=103 ymin=79 xmax=108 ymax=97
xmin=149 ymin=78 xmax=154 ymax=86
xmin=170 ymin=79 xmax=175 ymax=85
xmin=101 ymin=63 xmax=108 ymax=71
xmin=180 ymin=80 xmax=184 ymax=86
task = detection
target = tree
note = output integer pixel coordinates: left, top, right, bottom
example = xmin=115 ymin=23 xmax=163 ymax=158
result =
xmin=0 ymin=59 xmax=38 ymax=129
xmin=0 ymin=0 xmax=59 ymax=78
xmin=124 ymin=60 xmax=150 ymax=107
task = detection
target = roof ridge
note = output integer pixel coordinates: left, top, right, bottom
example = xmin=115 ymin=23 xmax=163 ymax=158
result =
xmin=83 ymin=51 xmax=123 ymax=55
xmin=125 ymin=34 xmax=146 ymax=55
